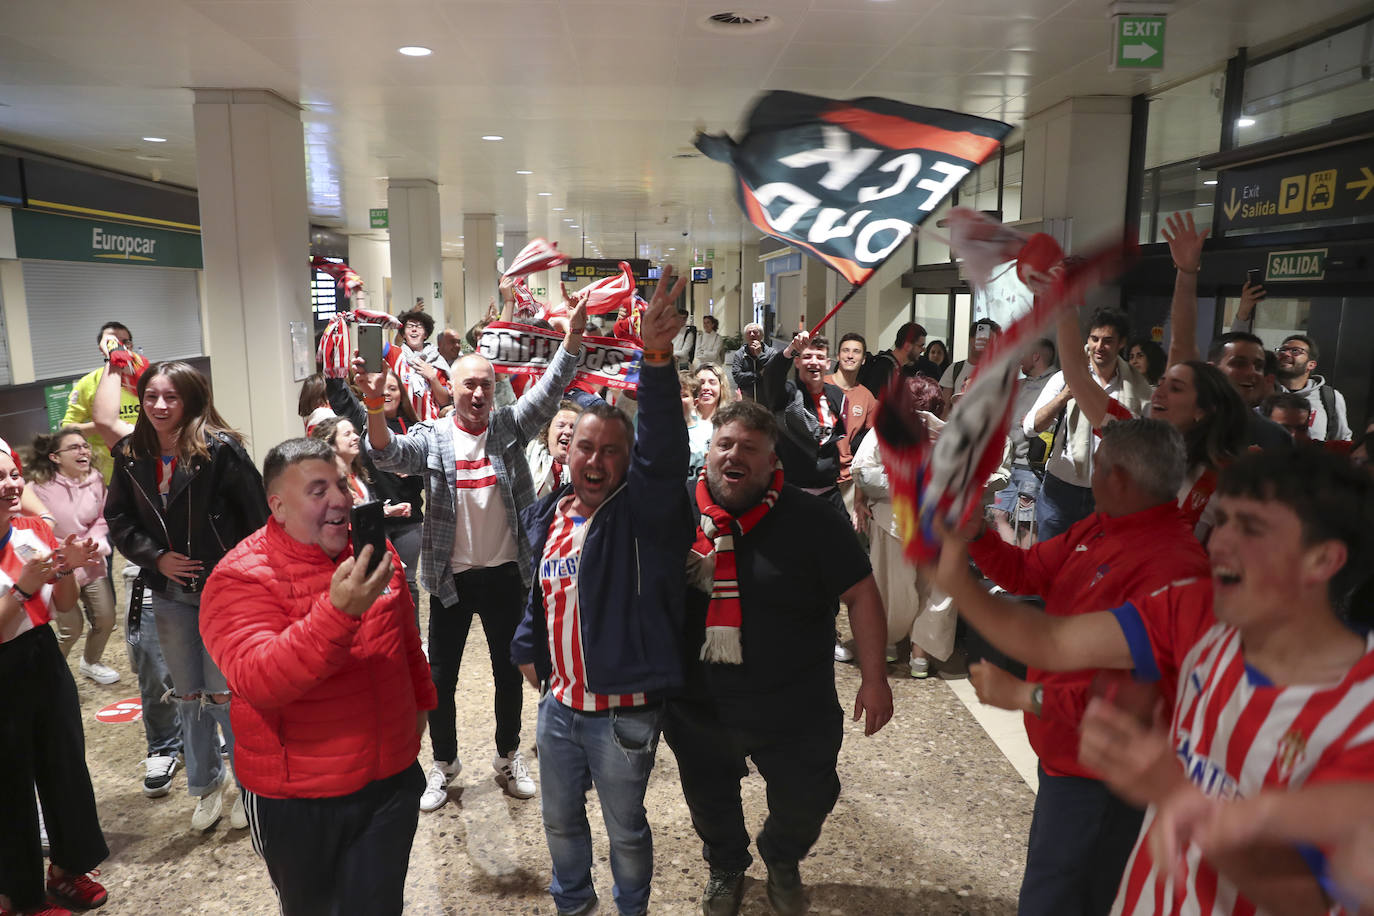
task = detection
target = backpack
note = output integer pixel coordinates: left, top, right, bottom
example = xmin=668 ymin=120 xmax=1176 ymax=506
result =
xmin=1318 ymin=384 xmax=1337 ymax=441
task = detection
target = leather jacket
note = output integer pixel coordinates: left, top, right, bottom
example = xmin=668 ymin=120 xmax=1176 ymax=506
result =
xmin=105 ymin=432 xmax=269 ymax=595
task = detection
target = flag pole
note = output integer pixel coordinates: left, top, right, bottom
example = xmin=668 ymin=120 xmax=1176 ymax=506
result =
xmin=807 ymin=281 xmax=863 ymax=337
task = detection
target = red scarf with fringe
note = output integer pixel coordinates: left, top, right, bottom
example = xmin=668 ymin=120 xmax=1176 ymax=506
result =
xmin=691 ymin=463 xmax=783 ymax=664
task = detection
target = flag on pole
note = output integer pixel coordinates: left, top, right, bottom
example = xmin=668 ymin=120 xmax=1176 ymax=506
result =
xmin=695 ymin=91 xmax=1012 ymax=287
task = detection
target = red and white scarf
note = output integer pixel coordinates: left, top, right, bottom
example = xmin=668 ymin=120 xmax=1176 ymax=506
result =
xmin=690 ymin=462 xmax=783 ymax=664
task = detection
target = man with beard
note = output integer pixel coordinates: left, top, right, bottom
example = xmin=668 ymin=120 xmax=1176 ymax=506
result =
xmin=666 ymin=398 xmax=892 ymax=916
xmin=1276 ymin=334 xmax=1351 ymax=442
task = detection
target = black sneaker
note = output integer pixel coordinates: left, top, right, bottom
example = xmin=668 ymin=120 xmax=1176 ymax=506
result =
xmin=143 ymin=753 xmax=180 ymax=798
xmin=702 ymin=869 xmax=746 ymax=916
xmin=765 ymin=861 xmax=805 ymax=916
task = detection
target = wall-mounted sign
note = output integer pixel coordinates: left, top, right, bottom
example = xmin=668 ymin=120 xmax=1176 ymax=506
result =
xmin=12 ymin=209 xmax=203 ymax=268
xmin=43 ymin=382 xmax=74 ymax=430
xmin=691 ymin=267 xmax=713 ymax=282
xmin=369 ymin=208 xmax=389 ymax=229
xmin=1112 ymin=15 xmax=1166 ymax=71
xmin=561 ymin=258 xmax=651 ymax=281
xmin=1214 ymin=142 xmax=1374 ymax=234
xmin=1265 ymin=248 xmax=1327 ymax=282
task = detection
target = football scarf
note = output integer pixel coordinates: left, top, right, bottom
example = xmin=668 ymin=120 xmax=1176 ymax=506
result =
xmin=311 ymin=256 xmax=365 ymax=298
xmin=581 ymin=262 xmax=636 ymax=315
xmin=504 ymin=238 xmax=570 ymax=279
xmin=478 ymin=322 xmax=643 ymax=391
xmin=690 ymin=463 xmax=784 ymax=665
xmin=877 ymin=216 xmax=1136 ymax=564
xmin=316 ymin=308 xmax=402 ymax=379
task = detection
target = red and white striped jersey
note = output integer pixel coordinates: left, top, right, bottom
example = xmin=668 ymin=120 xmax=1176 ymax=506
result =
xmin=1112 ymin=579 xmax=1374 ymax=916
xmin=0 ymin=517 xmax=60 ymax=643
xmin=540 ymin=502 xmax=648 ymax=712
xmin=447 ymin=419 xmax=517 ymax=573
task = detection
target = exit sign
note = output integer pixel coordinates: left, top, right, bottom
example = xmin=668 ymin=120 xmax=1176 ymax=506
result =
xmin=1113 ymin=15 xmax=1165 ymax=70
xmin=1265 ymin=248 xmax=1326 ymax=283
xmin=369 ymin=208 xmax=389 ymax=229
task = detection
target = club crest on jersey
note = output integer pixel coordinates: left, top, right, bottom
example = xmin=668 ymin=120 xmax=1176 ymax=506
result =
xmin=1088 ymin=564 xmax=1110 ymax=589
xmin=1275 ymin=728 xmax=1308 ymax=782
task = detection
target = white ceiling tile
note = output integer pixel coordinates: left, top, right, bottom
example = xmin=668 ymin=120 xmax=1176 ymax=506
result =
xmin=774 ymin=41 xmax=893 ymax=70
xmin=764 ymin=67 xmax=873 ymax=95
xmin=788 ymin=8 xmax=924 ymax=45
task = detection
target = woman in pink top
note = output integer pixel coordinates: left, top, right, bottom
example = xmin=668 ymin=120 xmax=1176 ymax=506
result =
xmin=26 ymin=427 xmax=119 ymax=684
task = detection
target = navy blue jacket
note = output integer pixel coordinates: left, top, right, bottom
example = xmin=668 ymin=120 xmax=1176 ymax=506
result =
xmin=510 ymin=360 xmax=695 ymax=695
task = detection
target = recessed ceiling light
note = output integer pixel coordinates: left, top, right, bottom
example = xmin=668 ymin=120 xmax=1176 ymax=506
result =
xmin=1203 ymin=179 xmax=1218 ymax=186
xmin=570 ymin=224 xmax=579 ymax=228
xmin=515 ymin=169 xmax=533 ymax=175
xmin=552 ymin=207 xmax=565 ymax=211
xmin=398 ymin=46 xmax=432 ymax=57
xmin=481 ymin=135 xmax=504 ymax=141
xmin=537 ymin=192 xmax=551 ymax=197
xmin=1236 ymin=117 xmax=1255 ymax=127
xmin=142 ymin=136 xmax=167 ymax=143
xmin=563 ymin=218 xmax=573 ymax=222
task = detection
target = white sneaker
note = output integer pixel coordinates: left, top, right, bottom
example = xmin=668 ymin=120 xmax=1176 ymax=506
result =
xmin=229 ymin=793 xmax=248 ymax=830
xmin=191 ymin=781 xmax=224 ymax=832
xmin=419 ymin=760 xmax=461 ymax=812
xmin=80 ymin=660 xmax=121 ymax=685
xmin=834 ymin=641 xmax=854 ymax=662
xmin=495 ymin=750 xmax=536 ymax=799
xmin=910 ymin=656 xmax=930 ymax=679
xmin=142 ymin=753 xmax=180 ymax=798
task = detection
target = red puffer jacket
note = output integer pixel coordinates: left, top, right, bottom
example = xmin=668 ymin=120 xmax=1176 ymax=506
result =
xmin=201 ymin=519 xmax=436 ymax=799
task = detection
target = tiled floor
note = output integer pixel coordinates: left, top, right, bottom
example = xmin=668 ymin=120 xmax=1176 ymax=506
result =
xmin=48 ymin=598 xmax=1039 ymax=915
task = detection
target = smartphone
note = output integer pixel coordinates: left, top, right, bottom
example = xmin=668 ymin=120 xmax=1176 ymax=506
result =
xmin=356 ymin=324 xmax=384 ymax=374
xmin=1246 ymin=268 xmax=1259 ymax=286
xmin=350 ymin=500 xmax=389 ymax=575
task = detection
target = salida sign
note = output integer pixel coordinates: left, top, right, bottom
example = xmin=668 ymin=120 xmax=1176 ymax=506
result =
xmin=1214 ymin=141 xmax=1374 ymax=234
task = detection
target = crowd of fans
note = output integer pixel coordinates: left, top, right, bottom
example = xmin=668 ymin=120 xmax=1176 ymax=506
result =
xmin=1 ymin=226 xmax=1371 ymax=916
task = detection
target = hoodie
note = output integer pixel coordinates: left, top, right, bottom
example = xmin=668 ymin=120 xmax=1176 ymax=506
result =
xmin=1283 ymin=374 xmax=1351 ymax=442
xmin=30 ymin=470 xmax=112 ymax=586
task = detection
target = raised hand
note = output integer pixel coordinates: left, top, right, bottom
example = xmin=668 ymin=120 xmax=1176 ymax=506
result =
xmin=1161 ymin=212 xmax=1209 ymax=274
xmin=639 ymin=266 xmax=688 ymax=352
xmin=1237 ymin=279 xmax=1266 ymax=321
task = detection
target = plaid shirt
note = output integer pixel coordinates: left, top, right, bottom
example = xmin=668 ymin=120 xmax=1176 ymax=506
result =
xmin=370 ymin=346 xmax=578 ymax=605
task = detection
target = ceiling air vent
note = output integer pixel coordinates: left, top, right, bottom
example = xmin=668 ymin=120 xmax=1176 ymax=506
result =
xmin=699 ymin=11 xmax=778 ymax=35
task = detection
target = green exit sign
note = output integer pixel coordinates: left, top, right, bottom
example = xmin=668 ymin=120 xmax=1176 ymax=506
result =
xmin=1265 ymin=248 xmax=1326 ymax=282
xmin=369 ymin=208 xmax=389 ymax=229
xmin=1113 ymin=15 xmax=1165 ymax=70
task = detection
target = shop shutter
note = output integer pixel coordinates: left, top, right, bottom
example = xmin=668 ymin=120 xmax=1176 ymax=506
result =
xmin=22 ymin=261 xmax=202 ymax=381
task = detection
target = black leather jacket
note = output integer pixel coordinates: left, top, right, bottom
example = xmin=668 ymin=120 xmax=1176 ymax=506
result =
xmin=105 ymin=433 xmax=269 ymax=595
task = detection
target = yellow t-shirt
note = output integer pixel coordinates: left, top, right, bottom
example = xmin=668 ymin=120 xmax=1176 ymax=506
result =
xmin=61 ymin=367 xmax=141 ymax=484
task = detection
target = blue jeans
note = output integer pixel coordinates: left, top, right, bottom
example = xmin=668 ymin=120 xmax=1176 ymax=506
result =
xmin=150 ymin=593 xmax=235 ymax=796
xmin=1034 ymin=471 xmax=1096 ymax=543
xmin=536 ymin=694 xmax=662 ymax=916
xmin=123 ymin=566 xmax=181 ymax=758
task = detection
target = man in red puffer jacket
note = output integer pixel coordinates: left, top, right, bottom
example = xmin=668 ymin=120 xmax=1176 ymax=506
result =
xmin=201 ymin=438 xmax=435 ymax=916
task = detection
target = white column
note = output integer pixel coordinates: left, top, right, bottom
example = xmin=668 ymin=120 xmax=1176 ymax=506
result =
xmin=387 ymin=179 xmax=445 ymax=328
xmin=192 ymin=88 xmax=310 ymax=465
xmin=462 ymin=213 xmax=498 ymax=331
xmin=1020 ymin=96 xmax=1134 ymax=251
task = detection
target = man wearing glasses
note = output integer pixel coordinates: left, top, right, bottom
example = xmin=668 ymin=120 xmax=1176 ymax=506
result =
xmin=1275 ymin=336 xmax=1351 ymax=442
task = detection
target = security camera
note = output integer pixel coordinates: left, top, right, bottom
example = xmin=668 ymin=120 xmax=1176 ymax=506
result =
xmin=681 ymin=231 xmax=690 ymax=237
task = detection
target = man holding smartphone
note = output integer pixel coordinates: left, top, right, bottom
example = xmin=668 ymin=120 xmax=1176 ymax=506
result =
xmin=360 ymin=292 xmax=589 ymax=811
xmin=201 ymin=437 xmax=434 ymax=916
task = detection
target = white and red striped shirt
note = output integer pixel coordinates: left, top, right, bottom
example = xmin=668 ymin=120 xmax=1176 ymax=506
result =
xmin=448 ymin=419 xmax=517 ymax=573
xmin=0 ymin=518 xmax=60 ymax=643
xmin=1112 ymin=579 xmax=1374 ymax=916
xmin=540 ymin=500 xmax=647 ymax=712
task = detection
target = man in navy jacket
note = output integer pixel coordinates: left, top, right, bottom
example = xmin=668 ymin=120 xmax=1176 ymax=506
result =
xmin=512 ymin=266 xmax=695 ymax=916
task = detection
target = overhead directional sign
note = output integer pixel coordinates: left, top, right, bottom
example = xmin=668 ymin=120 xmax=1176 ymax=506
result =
xmin=1214 ymin=141 xmax=1374 ymax=234
xmin=1113 ymin=15 xmax=1166 ymax=71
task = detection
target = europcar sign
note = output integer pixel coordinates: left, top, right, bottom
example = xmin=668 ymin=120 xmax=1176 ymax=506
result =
xmin=11 ymin=208 xmax=203 ymax=268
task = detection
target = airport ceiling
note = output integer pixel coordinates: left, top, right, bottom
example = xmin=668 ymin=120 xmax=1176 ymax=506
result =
xmin=0 ymin=0 xmax=1368 ymax=262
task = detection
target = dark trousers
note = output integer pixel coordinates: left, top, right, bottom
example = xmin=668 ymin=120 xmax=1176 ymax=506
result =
xmin=0 ymin=626 xmax=108 ymax=909
xmin=1018 ymin=766 xmax=1144 ymax=916
xmin=427 ymin=562 xmax=525 ymax=762
xmin=663 ymin=698 xmax=843 ymax=874
xmin=243 ymin=762 xmax=424 ymax=916
xmin=1034 ymin=472 xmax=1096 ymax=543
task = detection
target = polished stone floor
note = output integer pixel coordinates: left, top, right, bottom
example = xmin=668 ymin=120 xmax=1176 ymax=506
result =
xmin=59 ymin=591 xmax=1038 ymax=916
